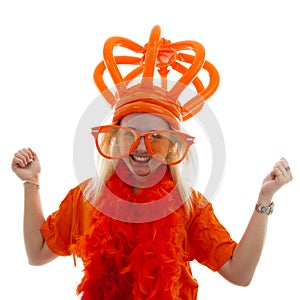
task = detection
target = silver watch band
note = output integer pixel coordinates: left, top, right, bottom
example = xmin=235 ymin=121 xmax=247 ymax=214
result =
xmin=256 ymin=202 xmax=274 ymax=215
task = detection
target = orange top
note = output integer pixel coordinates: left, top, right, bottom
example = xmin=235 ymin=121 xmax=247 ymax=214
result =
xmin=41 ymin=180 xmax=237 ymax=299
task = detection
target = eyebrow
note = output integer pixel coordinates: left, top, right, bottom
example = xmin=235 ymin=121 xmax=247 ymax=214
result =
xmin=127 ymin=127 xmax=161 ymax=132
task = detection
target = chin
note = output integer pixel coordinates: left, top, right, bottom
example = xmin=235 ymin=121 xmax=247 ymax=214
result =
xmin=128 ymin=164 xmax=153 ymax=178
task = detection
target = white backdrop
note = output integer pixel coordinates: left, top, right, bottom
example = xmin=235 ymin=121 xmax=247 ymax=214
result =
xmin=1 ymin=0 xmax=299 ymax=299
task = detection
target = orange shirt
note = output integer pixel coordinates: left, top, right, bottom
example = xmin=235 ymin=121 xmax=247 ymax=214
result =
xmin=41 ymin=184 xmax=237 ymax=299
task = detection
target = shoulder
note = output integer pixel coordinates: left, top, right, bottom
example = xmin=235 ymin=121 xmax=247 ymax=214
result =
xmin=56 ymin=178 xmax=92 ymax=212
xmin=189 ymin=189 xmax=211 ymax=210
xmin=186 ymin=189 xmax=219 ymax=225
xmin=67 ymin=178 xmax=91 ymax=199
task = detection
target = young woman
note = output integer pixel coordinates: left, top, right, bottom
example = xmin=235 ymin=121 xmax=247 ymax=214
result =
xmin=11 ymin=26 xmax=292 ymax=299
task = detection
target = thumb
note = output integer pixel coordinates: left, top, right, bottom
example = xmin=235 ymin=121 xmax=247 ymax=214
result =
xmin=28 ymin=148 xmax=40 ymax=162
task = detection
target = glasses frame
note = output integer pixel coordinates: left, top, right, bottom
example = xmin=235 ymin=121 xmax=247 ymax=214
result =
xmin=91 ymin=125 xmax=195 ymax=165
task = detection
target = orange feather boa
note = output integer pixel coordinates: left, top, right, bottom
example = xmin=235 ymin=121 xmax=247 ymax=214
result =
xmin=75 ymin=161 xmax=188 ymax=299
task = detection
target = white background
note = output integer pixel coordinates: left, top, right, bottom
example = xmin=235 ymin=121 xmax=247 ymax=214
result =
xmin=1 ymin=0 xmax=299 ymax=299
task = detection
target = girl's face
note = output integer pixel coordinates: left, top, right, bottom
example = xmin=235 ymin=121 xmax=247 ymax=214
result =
xmin=119 ymin=113 xmax=171 ymax=177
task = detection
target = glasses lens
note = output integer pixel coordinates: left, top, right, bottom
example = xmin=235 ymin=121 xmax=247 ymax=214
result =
xmin=149 ymin=131 xmax=192 ymax=164
xmin=97 ymin=127 xmax=137 ymax=158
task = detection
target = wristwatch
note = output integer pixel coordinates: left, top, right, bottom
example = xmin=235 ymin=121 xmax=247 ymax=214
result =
xmin=256 ymin=202 xmax=274 ymax=215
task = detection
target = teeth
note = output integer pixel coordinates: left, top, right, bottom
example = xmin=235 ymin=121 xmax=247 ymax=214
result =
xmin=132 ymin=155 xmax=150 ymax=162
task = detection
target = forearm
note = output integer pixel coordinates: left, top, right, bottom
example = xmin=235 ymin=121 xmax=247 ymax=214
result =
xmin=23 ymin=182 xmax=47 ymax=264
xmin=220 ymin=194 xmax=272 ymax=286
xmin=233 ymin=199 xmax=270 ymax=283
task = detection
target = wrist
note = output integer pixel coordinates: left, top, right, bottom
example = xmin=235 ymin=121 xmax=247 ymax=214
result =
xmin=23 ymin=179 xmax=40 ymax=188
xmin=258 ymin=192 xmax=273 ymax=206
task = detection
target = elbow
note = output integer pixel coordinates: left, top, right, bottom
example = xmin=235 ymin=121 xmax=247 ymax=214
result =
xmin=228 ymin=275 xmax=253 ymax=287
xmin=26 ymin=242 xmax=58 ymax=266
xmin=27 ymin=257 xmax=48 ymax=266
xmin=235 ymin=279 xmax=252 ymax=287
xmin=27 ymin=251 xmax=57 ymax=266
xmin=219 ymin=255 xmax=256 ymax=287
xmin=220 ymin=267 xmax=254 ymax=287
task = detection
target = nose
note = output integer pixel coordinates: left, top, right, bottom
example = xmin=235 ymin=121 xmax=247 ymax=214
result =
xmin=134 ymin=136 xmax=148 ymax=152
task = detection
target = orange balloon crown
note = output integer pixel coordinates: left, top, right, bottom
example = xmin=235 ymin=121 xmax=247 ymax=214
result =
xmin=94 ymin=25 xmax=220 ymax=129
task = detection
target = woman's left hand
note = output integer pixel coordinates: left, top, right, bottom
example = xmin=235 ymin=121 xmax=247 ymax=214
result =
xmin=259 ymin=157 xmax=293 ymax=201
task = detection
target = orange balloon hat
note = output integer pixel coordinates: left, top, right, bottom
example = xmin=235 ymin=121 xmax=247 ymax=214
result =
xmin=94 ymin=25 xmax=220 ymax=129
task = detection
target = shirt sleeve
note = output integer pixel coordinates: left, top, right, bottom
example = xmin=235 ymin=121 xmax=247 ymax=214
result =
xmin=188 ymin=193 xmax=237 ymax=271
xmin=40 ymin=184 xmax=91 ymax=256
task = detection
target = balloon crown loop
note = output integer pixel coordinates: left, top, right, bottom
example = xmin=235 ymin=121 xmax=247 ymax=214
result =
xmin=94 ymin=25 xmax=220 ymax=123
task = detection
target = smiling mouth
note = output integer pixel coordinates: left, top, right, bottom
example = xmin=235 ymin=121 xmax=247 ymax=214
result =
xmin=131 ymin=155 xmax=151 ymax=163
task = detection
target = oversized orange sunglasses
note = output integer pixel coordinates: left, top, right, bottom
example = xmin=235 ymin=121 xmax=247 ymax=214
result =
xmin=91 ymin=125 xmax=194 ymax=165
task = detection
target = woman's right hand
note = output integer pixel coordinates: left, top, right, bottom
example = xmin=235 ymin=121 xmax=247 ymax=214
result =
xmin=12 ymin=148 xmax=41 ymax=182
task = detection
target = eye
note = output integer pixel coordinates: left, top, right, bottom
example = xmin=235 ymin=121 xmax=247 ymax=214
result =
xmin=116 ymin=128 xmax=135 ymax=141
xmin=124 ymin=131 xmax=134 ymax=137
xmin=151 ymin=133 xmax=163 ymax=140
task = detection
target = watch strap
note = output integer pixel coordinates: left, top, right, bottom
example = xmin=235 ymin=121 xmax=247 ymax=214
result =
xmin=256 ymin=202 xmax=274 ymax=215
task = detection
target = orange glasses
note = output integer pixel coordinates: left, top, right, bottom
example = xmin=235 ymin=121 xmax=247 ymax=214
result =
xmin=91 ymin=125 xmax=194 ymax=165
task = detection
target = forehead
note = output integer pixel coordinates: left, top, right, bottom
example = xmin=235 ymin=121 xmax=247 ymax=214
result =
xmin=120 ymin=113 xmax=170 ymax=130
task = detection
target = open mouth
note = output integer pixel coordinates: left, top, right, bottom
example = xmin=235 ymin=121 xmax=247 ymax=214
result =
xmin=131 ymin=154 xmax=151 ymax=163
